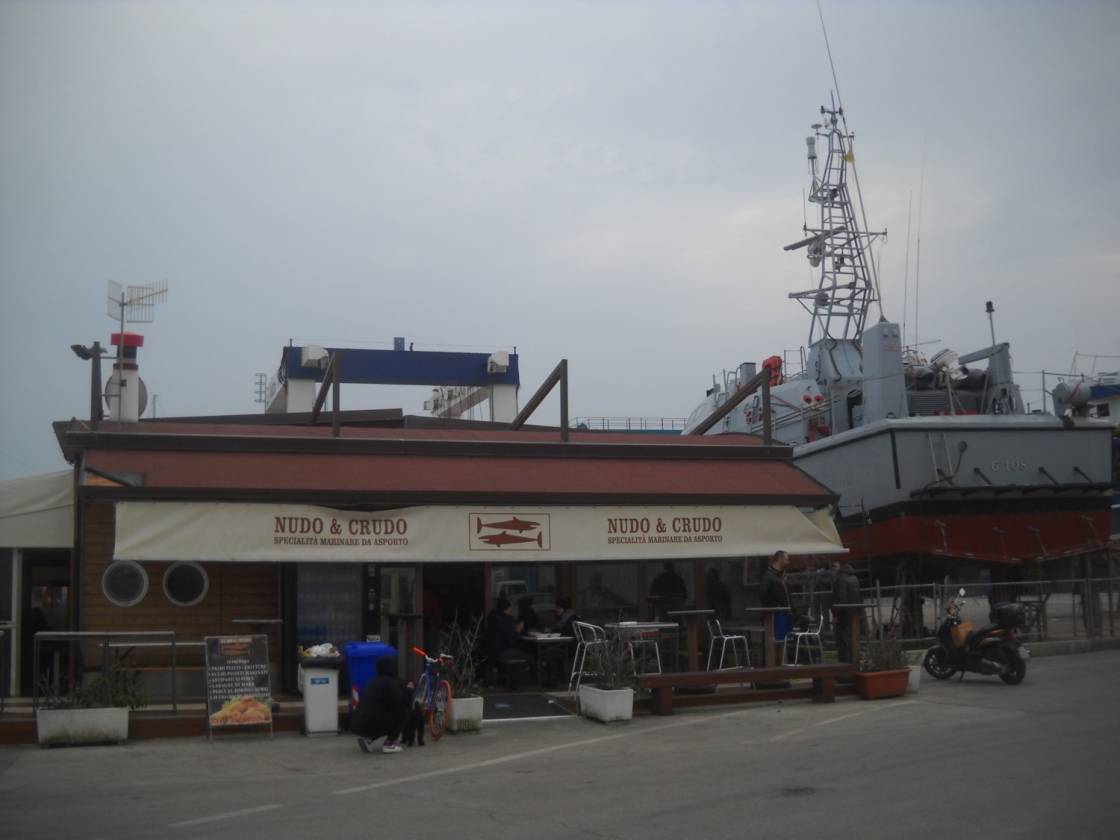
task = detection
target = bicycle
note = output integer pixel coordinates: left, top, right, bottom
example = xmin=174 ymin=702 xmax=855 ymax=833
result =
xmin=411 ymin=646 xmax=453 ymax=741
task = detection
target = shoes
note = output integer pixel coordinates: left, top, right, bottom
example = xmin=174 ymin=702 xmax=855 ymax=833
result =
xmin=382 ymin=740 xmax=403 ymax=754
xmin=357 ymin=737 xmax=374 ymax=753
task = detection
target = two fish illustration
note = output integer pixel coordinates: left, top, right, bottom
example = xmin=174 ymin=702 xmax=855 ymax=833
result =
xmin=476 ymin=516 xmax=543 ymax=548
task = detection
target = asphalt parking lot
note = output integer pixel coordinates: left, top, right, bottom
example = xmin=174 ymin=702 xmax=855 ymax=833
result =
xmin=2 ymin=649 xmax=1118 ymax=840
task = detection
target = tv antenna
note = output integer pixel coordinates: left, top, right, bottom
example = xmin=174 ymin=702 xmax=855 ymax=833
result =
xmin=105 ymin=279 xmax=168 ymax=419
xmin=254 ymin=373 xmax=269 ymax=404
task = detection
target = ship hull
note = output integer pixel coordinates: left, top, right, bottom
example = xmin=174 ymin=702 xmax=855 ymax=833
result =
xmin=793 ymin=415 xmax=1113 ymax=565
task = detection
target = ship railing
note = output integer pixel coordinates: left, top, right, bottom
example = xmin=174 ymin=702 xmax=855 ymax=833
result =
xmin=570 ymin=416 xmax=687 ymax=433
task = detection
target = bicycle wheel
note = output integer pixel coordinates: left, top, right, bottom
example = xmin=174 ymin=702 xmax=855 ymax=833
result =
xmin=428 ymin=679 xmax=452 ymax=741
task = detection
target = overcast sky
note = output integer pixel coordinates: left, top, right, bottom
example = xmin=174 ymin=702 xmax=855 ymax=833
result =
xmin=2 ymin=0 xmax=1117 ymax=479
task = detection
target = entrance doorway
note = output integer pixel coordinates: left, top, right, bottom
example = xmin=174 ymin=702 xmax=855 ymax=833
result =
xmin=20 ymin=549 xmax=70 ymax=696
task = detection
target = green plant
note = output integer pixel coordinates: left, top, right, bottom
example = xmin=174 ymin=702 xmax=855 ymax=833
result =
xmin=440 ymin=614 xmax=484 ymax=698
xmin=38 ymin=670 xmax=147 ymax=711
xmin=859 ymin=628 xmax=907 ymax=673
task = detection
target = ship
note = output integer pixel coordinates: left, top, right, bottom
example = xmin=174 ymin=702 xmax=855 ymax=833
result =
xmin=682 ymin=98 xmax=1115 ymax=583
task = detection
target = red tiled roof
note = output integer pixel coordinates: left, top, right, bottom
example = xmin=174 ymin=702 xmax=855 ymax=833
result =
xmin=83 ymin=448 xmax=829 ymax=503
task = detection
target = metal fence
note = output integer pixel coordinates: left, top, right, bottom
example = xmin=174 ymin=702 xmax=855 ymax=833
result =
xmin=786 ymin=577 xmax=1120 ymax=646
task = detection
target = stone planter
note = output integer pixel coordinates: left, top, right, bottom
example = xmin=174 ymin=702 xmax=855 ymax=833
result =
xmin=449 ymin=695 xmax=483 ymax=733
xmin=853 ymin=669 xmax=910 ymax=701
xmin=36 ymin=707 xmax=129 ymax=746
xmin=578 ymin=685 xmax=634 ymax=723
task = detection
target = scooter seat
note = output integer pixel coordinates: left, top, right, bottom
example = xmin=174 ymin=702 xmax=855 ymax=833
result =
xmin=966 ymin=624 xmax=1000 ymax=645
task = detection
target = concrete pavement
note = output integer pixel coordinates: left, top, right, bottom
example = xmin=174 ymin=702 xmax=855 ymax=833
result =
xmin=2 ymin=649 xmax=1118 ymax=840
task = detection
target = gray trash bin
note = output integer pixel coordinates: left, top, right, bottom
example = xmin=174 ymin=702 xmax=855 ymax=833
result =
xmin=300 ymin=656 xmax=342 ymax=736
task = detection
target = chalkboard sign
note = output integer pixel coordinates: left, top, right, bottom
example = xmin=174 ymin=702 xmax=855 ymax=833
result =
xmin=204 ymin=635 xmax=273 ymax=739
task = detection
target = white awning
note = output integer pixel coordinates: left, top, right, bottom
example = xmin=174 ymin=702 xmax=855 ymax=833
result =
xmin=0 ymin=470 xmax=73 ymax=549
xmin=114 ymin=501 xmax=845 ymax=563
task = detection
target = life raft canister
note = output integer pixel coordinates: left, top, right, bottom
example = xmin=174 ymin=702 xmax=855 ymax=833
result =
xmin=761 ymin=355 xmax=783 ymax=386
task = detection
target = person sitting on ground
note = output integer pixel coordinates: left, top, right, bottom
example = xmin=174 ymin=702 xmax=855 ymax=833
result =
xmin=352 ymin=654 xmax=406 ymax=754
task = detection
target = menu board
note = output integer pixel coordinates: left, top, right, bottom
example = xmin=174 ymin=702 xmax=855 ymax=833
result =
xmin=204 ymin=635 xmax=273 ymax=737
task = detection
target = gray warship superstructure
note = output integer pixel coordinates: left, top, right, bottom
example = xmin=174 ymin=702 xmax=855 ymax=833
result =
xmin=683 ymin=101 xmax=1113 ymax=572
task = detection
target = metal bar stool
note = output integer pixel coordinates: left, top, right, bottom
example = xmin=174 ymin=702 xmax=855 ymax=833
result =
xmin=568 ymin=621 xmax=606 ymax=693
xmin=706 ymin=618 xmax=751 ymax=670
xmin=782 ymin=612 xmax=824 ymax=665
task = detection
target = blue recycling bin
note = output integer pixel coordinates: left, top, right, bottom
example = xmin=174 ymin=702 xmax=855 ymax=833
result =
xmin=342 ymin=641 xmax=397 ymax=710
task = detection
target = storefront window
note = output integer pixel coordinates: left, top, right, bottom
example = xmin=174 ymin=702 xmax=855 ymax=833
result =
xmin=296 ymin=563 xmax=363 ymax=649
xmin=576 ymin=563 xmax=638 ymax=624
xmin=378 ymin=565 xmax=417 ymax=651
xmin=490 ymin=564 xmax=558 ymax=613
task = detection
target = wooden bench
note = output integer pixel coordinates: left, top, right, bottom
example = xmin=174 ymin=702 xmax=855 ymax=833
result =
xmin=637 ymin=663 xmax=857 ymax=715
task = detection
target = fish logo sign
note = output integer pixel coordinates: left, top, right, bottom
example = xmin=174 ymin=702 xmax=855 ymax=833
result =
xmin=470 ymin=513 xmax=550 ymax=551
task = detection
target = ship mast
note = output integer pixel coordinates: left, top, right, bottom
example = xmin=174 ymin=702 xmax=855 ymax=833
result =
xmin=784 ymin=99 xmax=885 ymax=347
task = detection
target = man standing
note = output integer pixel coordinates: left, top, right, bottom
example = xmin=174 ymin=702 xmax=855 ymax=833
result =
xmin=831 ymin=559 xmax=862 ymax=663
xmin=760 ymin=550 xmax=794 ymax=643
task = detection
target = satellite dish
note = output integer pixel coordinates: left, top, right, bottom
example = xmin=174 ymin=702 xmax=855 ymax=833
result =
xmin=104 ymin=375 xmax=148 ymax=416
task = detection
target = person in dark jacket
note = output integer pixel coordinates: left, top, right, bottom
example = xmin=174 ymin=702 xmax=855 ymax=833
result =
xmin=831 ymin=560 xmax=863 ymax=663
xmin=705 ymin=567 xmax=732 ymax=621
xmin=760 ymin=550 xmax=795 ymax=643
xmin=487 ymin=597 xmax=528 ymax=689
xmin=352 ymin=654 xmax=406 ymax=754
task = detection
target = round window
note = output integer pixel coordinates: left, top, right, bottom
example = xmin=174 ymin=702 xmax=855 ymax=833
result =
xmin=102 ymin=560 xmax=149 ymax=607
xmin=163 ymin=562 xmax=209 ymax=607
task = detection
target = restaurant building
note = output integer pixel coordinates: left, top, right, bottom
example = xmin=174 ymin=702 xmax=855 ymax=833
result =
xmin=46 ymin=411 xmax=844 ymax=694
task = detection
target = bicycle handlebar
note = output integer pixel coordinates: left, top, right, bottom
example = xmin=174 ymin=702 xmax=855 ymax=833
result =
xmin=411 ymin=645 xmax=453 ymax=664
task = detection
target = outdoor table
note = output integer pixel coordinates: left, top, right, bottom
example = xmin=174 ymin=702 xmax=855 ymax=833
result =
xmin=520 ymin=634 xmax=573 ymax=688
xmin=832 ymin=602 xmax=871 ymax=664
xmin=666 ymin=609 xmax=715 ymax=672
xmin=743 ymin=607 xmax=791 ymax=668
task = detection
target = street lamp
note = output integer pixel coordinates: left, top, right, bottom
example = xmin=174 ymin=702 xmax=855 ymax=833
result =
xmin=71 ymin=340 xmax=108 ymax=423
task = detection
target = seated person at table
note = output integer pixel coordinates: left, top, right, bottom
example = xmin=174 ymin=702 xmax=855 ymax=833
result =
xmin=517 ymin=595 xmax=544 ymax=634
xmin=550 ymin=596 xmax=578 ymax=636
xmin=352 ymin=654 xmax=406 ymax=754
xmin=486 ymin=597 xmax=529 ymax=689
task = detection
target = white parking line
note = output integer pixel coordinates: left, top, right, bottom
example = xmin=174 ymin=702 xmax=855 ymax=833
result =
xmin=767 ymin=700 xmax=916 ymax=742
xmin=334 ymin=704 xmax=825 ymax=795
xmin=169 ymin=804 xmax=282 ymax=829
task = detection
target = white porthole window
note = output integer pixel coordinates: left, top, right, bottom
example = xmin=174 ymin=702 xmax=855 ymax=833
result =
xmin=162 ymin=562 xmax=209 ymax=607
xmin=102 ymin=560 xmax=149 ymax=607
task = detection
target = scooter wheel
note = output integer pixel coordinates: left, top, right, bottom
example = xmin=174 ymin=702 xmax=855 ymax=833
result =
xmin=998 ymin=649 xmax=1027 ymax=685
xmin=923 ymin=647 xmax=957 ymax=680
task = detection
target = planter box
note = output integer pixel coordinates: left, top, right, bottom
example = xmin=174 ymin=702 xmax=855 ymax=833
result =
xmin=36 ymin=707 xmax=129 ymax=746
xmin=854 ymin=669 xmax=910 ymax=700
xmin=578 ymin=685 xmax=634 ymax=723
xmin=449 ymin=695 xmax=483 ymax=733
xmin=903 ymin=650 xmax=924 ymax=694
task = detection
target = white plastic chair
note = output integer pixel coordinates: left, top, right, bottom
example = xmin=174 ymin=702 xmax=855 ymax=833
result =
xmin=706 ymin=618 xmax=751 ymax=670
xmin=782 ymin=612 xmax=824 ymax=665
xmin=568 ymin=621 xmax=606 ymax=693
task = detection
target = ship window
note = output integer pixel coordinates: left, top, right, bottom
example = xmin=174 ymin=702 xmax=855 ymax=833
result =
xmin=163 ymin=562 xmax=209 ymax=607
xmin=102 ymin=560 xmax=149 ymax=607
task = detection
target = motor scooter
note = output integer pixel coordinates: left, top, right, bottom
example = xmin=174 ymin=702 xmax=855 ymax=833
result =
xmin=923 ymin=588 xmax=1029 ymax=684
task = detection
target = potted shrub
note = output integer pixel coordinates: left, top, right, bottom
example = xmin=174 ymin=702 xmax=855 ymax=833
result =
xmin=36 ymin=670 xmax=147 ymax=746
xmin=442 ymin=616 xmax=484 ymax=733
xmin=578 ymin=631 xmax=636 ymax=723
xmin=854 ymin=631 xmax=910 ymax=700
